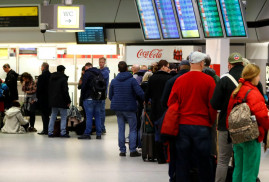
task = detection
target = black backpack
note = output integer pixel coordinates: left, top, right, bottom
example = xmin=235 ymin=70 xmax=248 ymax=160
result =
xmin=89 ymin=72 xmax=106 ymax=100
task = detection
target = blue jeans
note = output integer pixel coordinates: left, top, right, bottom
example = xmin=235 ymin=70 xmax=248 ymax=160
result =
xmin=116 ymin=111 xmax=137 ymax=153
xmin=100 ymin=100 xmax=106 ymax=131
xmin=175 ymin=125 xmax=213 ymax=182
xmin=48 ymin=107 xmax=67 ymax=136
xmin=83 ymin=99 xmax=102 ymax=136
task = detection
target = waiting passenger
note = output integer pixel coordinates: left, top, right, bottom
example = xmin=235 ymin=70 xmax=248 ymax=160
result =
xmin=160 ymin=60 xmax=190 ymax=182
xmin=99 ymin=57 xmax=110 ymax=134
xmin=167 ymin=52 xmax=217 ymax=182
xmin=210 ymin=53 xmax=244 ymax=182
xmin=36 ymin=62 xmax=51 ymax=135
xmin=3 ymin=64 xmax=19 ymax=109
xmin=1 ymin=102 xmax=29 ymax=134
xmin=48 ymin=65 xmax=71 ymax=138
xmin=140 ymin=71 xmax=153 ymax=93
xmin=145 ymin=59 xmax=172 ymax=164
xmin=132 ymin=64 xmax=146 ymax=85
xmin=227 ymin=64 xmax=269 ymax=181
xmin=78 ymin=66 xmax=86 ymax=119
xmin=109 ymin=61 xmax=144 ymax=157
xmin=21 ymin=72 xmax=37 ymax=132
xmin=78 ymin=63 xmax=104 ymax=140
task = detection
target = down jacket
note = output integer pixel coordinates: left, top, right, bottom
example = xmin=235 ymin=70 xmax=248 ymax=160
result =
xmin=109 ymin=71 xmax=144 ymax=112
xmin=1 ymin=107 xmax=28 ymax=134
xmin=227 ymin=79 xmax=269 ymax=142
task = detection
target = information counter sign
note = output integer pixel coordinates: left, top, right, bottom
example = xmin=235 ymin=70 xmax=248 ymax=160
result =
xmin=0 ymin=6 xmax=39 ymax=27
xmin=173 ymin=0 xmax=200 ymax=38
xmin=135 ymin=0 xmax=162 ymax=40
xmin=197 ymin=0 xmax=224 ymax=38
xmin=154 ymin=0 xmax=180 ymax=39
xmin=218 ymin=0 xmax=247 ymax=37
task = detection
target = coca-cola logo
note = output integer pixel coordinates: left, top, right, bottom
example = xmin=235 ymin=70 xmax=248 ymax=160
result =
xmin=137 ymin=49 xmax=163 ymax=59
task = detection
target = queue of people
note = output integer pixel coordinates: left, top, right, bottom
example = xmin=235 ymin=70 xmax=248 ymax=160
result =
xmin=0 ymin=52 xmax=268 ymax=182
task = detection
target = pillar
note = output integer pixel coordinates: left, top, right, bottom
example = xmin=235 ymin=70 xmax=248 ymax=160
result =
xmin=206 ymin=39 xmax=230 ymax=76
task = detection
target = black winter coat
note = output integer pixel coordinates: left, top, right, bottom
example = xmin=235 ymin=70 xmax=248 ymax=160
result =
xmin=37 ymin=70 xmax=51 ymax=109
xmin=145 ymin=71 xmax=172 ymax=122
xmin=5 ymin=69 xmax=18 ymax=101
xmin=48 ymin=72 xmax=71 ymax=109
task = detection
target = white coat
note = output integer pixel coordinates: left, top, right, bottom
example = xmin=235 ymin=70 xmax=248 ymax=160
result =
xmin=1 ymin=107 xmax=28 ymax=134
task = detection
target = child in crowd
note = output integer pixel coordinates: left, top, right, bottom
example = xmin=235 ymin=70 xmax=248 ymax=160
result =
xmin=1 ymin=102 xmax=29 ymax=134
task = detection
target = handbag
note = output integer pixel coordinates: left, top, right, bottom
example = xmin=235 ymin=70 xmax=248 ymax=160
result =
xmin=160 ymin=103 xmax=180 ymax=136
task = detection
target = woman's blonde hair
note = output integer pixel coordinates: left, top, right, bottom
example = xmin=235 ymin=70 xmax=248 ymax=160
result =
xmin=142 ymin=71 xmax=153 ymax=82
xmin=232 ymin=64 xmax=260 ymax=98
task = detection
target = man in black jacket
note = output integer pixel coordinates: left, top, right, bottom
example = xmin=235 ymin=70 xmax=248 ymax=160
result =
xmin=37 ymin=62 xmax=51 ymax=135
xmin=3 ymin=64 xmax=19 ymax=109
xmin=48 ymin=65 xmax=71 ymax=138
xmin=210 ymin=53 xmax=244 ymax=182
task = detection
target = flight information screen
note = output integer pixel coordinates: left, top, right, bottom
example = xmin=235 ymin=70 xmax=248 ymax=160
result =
xmin=136 ymin=0 xmax=161 ymax=40
xmin=173 ymin=0 xmax=200 ymax=38
xmin=76 ymin=27 xmax=106 ymax=44
xmin=154 ymin=0 xmax=180 ymax=39
xmin=197 ymin=0 xmax=224 ymax=38
xmin=219 ymin=0 xmax=246 ymax=37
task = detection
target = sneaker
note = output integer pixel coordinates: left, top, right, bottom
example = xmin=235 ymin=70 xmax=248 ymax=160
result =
xmin=48 ymin=134 xmax=55 ymax=138
xmin=96 ymin=136 xmax=101 ymax=139
xmin=60 ymin=134 xmax=70 ymax=138
xmin=78 ymin=135 xmax=91 ymax=140
xmin=119 ymin=152 xmax=126 ymax=157
xmin=130 ymin=151 xmax=141 ymax=157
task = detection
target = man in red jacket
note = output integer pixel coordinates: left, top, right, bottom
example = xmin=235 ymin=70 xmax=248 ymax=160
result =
xmin=168 ymin=51 xmax=217 ymax=182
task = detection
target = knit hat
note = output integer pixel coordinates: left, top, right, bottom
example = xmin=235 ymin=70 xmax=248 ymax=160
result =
xmin=189 ymin=52 xmax=207 ymax=64
xmin=228 ymin=52 xmax=243 ymax=64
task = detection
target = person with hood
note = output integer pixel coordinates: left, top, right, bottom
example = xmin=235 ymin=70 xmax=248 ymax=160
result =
xmin=36 ymin=62 xmax=51 ymax=135
xmin=78 ymin=62 xmax=104 ymax=140
xmin=3 ymin=64 xmax=19 ymax=109
xmin=1 ymin=102 xmax=29 ymax=134
xmin=99 ymin=57 xmax=110 ymax=134
xmin=48 ymin=65 xmax=71 ymax=138
xmin=109 ymin=61 xmax=144 ymax=157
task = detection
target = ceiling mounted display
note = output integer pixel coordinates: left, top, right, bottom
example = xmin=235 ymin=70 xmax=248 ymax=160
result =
xmin=218 ymin=0 xmax=247 ymax=37
xmin=76 ymin=26 xmax=106 ymax=44
xmin=135 ymin=0 xmax=162 ymax=40
xmin=173 ymin=0 xmax=200 ymax=38
xmin=0 ymin=6 xmax=39 ymax=28
xmin=154 ymin=0 xmax=180 ymax=39
xmin=197 ymin=0 xmax=224 ymax=38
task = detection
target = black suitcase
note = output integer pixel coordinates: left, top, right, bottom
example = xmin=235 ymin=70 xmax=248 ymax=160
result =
xmin=141 ymin=105 xmax=156 ymax=161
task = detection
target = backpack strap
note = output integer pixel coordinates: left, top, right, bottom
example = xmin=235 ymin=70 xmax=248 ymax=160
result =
xmin=226 ymin=74 xmax=239 ymax=87
xmin=242 ymin=89 xmax=252 ymax=102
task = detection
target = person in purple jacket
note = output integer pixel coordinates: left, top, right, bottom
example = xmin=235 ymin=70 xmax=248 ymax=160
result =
xmin=109 ymin=61 xmax=144 ymax=157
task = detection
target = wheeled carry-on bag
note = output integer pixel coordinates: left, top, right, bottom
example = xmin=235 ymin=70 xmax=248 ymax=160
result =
xmin=141 ymin=105 xmax=156 ymax=161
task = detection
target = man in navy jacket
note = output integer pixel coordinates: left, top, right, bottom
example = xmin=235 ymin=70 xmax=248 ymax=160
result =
xmin=109 ymin=61 xmax=144 ymax=157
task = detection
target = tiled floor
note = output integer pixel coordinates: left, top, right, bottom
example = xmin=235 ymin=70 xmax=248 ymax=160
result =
xmin=0 ymin=115 xmax=269 ymax=182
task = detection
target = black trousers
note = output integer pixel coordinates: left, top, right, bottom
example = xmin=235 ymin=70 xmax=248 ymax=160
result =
xmin=40 ymin=107 xmax=51 ymax=133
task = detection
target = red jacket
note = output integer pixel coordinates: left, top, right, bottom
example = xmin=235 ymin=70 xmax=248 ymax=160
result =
xmin=227 ymin=79 xmax=269 ymax=142
xmin=167 ymin=71 xmax=217 ymax=127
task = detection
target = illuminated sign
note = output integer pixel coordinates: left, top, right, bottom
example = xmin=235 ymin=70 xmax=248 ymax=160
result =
xmin=57 ymin=6 xmax=80 ymax=29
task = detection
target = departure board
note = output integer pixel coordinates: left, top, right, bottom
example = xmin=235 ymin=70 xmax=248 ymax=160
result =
xmin=154 ymin=0 xmax=180 ymax=39
xmin=173 ymin=0 xmax=200 ymax=38
xmin=219 ymin=0 xmax=246 ymax=37
xmin=135 ymin=0 xmax=161 ymax=40
xmin=197 ymin=0 xmax=224 ymax=38
xmin=0 ymin=6 xmax=39 ymax=27
xmin=76 ymin=27 xmax=106 ymax=44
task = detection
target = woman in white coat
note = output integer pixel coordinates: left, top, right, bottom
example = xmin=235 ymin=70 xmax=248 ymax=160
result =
xmin=1 ymin=102 xmax=29 ymax=134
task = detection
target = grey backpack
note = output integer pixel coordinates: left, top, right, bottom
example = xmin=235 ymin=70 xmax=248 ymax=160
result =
xmin=228 ymin=89 xmax=259 ymax=144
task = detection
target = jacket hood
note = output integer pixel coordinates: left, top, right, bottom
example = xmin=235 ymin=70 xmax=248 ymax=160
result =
xmin=116 ymin=72 xmax=133 ymax=82
xmin=203 ymin=67 xmax=216 ymax=77
xmin=51 ymin=72 xmax=68 ymax=80
xmin=5 ymin=107 xmax=20 ymax=117
xmin=85 ymin=67 xmax=100 ymax=75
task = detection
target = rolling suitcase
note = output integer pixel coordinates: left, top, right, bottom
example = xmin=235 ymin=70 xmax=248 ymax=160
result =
xmin=141 ymin=105 xmax=156 ymax=161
